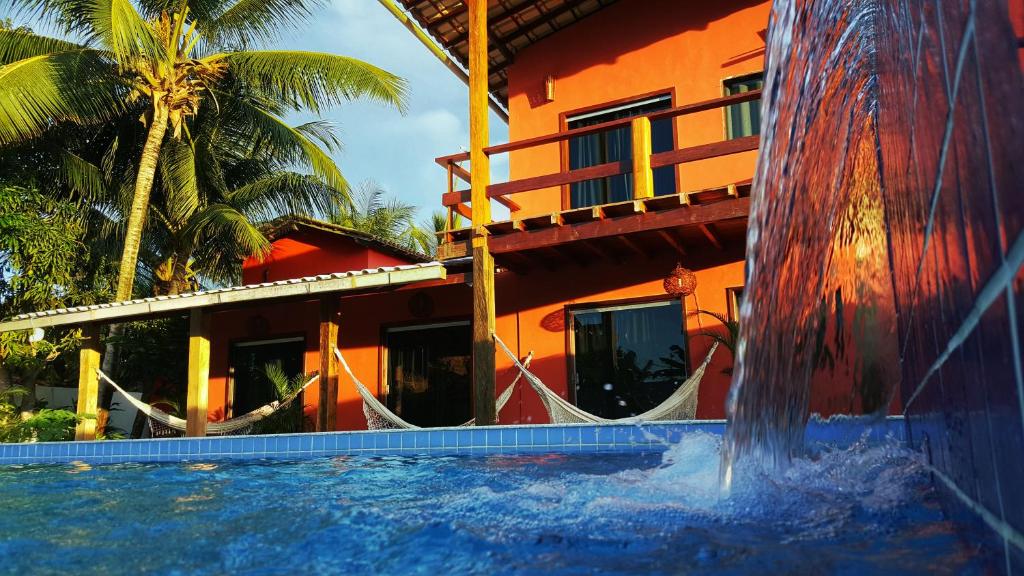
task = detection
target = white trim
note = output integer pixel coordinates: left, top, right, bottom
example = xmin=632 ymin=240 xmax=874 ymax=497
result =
xmin=0 ymin=263 xmax=446 ymax=333
xmin=232 ymin=337 xmax=304 ymax=348
xmin=574 ymin=300 xmax=677 ymax=315
xmin=385 ymin=320 xmax=471 ymax=334
xmin=566 ymin=94 xmax=672 ymax=123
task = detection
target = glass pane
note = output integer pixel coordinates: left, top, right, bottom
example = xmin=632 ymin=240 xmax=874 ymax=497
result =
xmin=571 ymin=300 xmax=688 ymax=419
xmin=568 ymin=96 xmax=675 ymax=208
xmin=725 ymin=73 xmax=764 ymax=139
xmin=386 ymin=324 xmax=472 ymax=427
xmin=230 ymin=340 xmax=305 ymax=416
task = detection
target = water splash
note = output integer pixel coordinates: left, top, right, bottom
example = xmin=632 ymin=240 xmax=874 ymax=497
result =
xmin=722 ymin=0 xmax=901 ymax=488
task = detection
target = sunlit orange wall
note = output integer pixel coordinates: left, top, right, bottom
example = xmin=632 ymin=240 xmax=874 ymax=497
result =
xmin=504 ymin=0 xmax=771 ymax=218
xmin=241 ymin=228 xmax=411 ymax=285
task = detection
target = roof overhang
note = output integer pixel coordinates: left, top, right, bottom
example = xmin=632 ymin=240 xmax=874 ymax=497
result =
xmin=0 ymin=263 xmax=446 ymax=333
xmin=394 ymin=0 xmax=619 ymax=107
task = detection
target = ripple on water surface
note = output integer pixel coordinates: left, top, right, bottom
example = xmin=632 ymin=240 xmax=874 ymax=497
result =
xmin=0 ymin=432 xmax=989 ymax=575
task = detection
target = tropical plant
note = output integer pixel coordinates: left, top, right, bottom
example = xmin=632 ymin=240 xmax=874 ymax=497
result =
xmin=0 ymin=0 xmax=407 ymax=303
xmin=691 ymin=309 xmax=739 ymax=374
xmin=417 ymin=209 xmax=463 ymax=257
xmin=0 ymin=386 xmax=84 ymax=442
xmin=257 ymin=363 xmax=312 ymax=434
xmin=331 ymin=180 xmax=430 ymax=254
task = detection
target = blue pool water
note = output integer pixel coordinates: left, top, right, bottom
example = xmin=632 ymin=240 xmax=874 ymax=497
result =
xmin=0 ymin=432 xmax=989 ymax=575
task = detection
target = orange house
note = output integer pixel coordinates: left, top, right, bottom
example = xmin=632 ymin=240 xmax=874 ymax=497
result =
xmin=204 ymin=0 xmax=773 ymax=431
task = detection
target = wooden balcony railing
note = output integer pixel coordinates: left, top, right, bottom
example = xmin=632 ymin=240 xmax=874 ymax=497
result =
xmin=435 ymin=89 xmax=762 ymax=239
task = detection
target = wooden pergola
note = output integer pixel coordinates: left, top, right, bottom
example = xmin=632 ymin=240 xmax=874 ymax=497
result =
xmin=0 ymin=264 xmax=446 ymax=440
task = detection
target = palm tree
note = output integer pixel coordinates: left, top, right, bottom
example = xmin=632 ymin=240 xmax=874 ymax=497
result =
xmin=417 ymin=209 xmax=463 ymax=257
xmin=0 ymin=0 xmax=406 ymax=302
xmin=331 ymin=180 xmax=428 ymax=254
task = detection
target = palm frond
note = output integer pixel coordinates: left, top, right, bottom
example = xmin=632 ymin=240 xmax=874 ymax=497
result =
xmin=180 ymin=202 xmax=269 ymax=257
xmin=87 ymin=0 xmax=166 ymax=64
xmin=227 ymin=172 xmax=340 ymax=222
xmin=58 ymin=150 xmax=110 ymax=202
xmin=0 ymin=51 xmax=123 ymax=145
xmin=158 ymin=138 xmax=200 ymax=226
xmin=212 ymin=89 xmax=348 ymax=193
xmin=0 ymin=29 xmax=89 ymax=65
xmin=208 ymin=50 xmax=407 ymax=114
xmin=204 ymin=0 xmax=324 ymax=48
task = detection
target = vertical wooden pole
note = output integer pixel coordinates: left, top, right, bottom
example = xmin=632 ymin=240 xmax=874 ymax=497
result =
xmin=186 ymin=308 xmax=210 ymax=437
xmin=631 ymin=116 xmax=654 ymax=199
xmin=75 ymin=323 xmax=101 ymax=441
xmin=470 ymin=0 xmax=496 ymax=426
xmin=318 ymin=297 xmax=340 ymax=431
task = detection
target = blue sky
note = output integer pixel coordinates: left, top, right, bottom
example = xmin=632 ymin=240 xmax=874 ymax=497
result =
xmin=278 ymin=0 xmax=510 ymax=219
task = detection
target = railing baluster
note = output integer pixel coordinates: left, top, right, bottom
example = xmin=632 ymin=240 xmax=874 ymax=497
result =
xmin=631 ymin=116 xmax=654 ymax=199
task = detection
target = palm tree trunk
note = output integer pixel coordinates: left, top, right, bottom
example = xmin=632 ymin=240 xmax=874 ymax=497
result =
xmin=100 ymin=102 xmax=170 ymax=435
xmin=115 ymin=102 xmax=170 ymax=302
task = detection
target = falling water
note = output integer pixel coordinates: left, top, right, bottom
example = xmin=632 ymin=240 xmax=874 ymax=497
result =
xmin=721 ymin=0 xmax=901 ymax=488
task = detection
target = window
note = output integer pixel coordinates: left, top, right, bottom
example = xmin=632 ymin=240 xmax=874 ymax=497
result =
xmin=385 ymin=321 xmax=471 ymax=427
xmin=727 ymin=287 xmax=744 ymax=322
xmin=724 ymin=72 xmax=764 ymax=139
xmin=230 ymin=337 xmax=305 ymax=417
xmin=567 ymin=95 xmax=676 ymax=208
xmin=569 ymin=299 xmax=688 ymax=419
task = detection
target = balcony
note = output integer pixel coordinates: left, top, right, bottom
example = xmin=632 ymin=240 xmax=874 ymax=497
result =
xmin=435 ymin=89 xmax=762 ymax=270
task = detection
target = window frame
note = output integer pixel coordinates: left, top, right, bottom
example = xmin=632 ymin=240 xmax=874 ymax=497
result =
xmin=226 ymin=333 xmax=307 ymax=419
xmin=557 ymin=88 xmax=680 ymax=210
xmin=726 ymin=286 xmax=745 ymax=323
xmin=564 ymin=294 xmax=688 ymax=408
xmin=379 ymin=317 xmax=472 ymax=403
xmin=721 ymin=71 xmax=765 ymax=140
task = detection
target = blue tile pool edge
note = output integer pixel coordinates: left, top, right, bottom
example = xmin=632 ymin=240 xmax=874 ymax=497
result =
xmin=0 ymin=417 xmax=906 ymax=466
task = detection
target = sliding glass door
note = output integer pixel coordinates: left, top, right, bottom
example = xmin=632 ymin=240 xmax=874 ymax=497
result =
xmin=385 ymin=322 xmax=472 ymax=427
xmin=570 ymin=300 xmax=688 ymax=419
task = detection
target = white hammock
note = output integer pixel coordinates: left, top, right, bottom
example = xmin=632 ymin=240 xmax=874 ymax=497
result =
xmin=494 ymin=334 xmax=718 ymax=424
xmin=333 ymin=347 xmax=531 ymax=430
xmin=97 ymin=369 xmax=319 ymax=436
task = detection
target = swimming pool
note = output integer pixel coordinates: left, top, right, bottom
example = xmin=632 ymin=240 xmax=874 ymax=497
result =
xmin=0 ymin=428 xmax=991 ymax=575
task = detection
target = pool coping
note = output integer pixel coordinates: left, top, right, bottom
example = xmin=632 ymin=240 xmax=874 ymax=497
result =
xmin=0 ymin=417 xmax=905 ymax=466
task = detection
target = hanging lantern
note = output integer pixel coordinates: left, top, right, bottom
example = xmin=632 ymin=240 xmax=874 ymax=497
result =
xmin=663 ymin=263 xmax=697 ymax=296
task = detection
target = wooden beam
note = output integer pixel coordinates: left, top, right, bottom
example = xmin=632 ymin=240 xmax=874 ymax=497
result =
xmin=317 ymin=297 xmax=340 ymax=431
xmin=615 ymin=235 xmax=648 ymax=259
xmin=186 ymin=308 xmax=210 ymax=437
xmin=650 ymin=135 xmax=760 ymax=169
xmin=699 ymin=223 xmax=724 ymax=250
xmin=657 ymin=230 xmax=687 ymax=257
xmin=489 ymin=197 xmax=751 ymax=255
xmin=75 ymin=324 xmax=101 ymax=441
xmin=631 ymin=116 xmax=653 ymax=199
xmin=469 ymin=0 xmax=496 ymax=427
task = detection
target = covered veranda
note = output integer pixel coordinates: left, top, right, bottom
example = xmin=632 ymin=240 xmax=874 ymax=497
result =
xmin=0 ymin=263 xmax=446 ymax=440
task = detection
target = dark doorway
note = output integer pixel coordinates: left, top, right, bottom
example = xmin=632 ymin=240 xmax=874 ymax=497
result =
xmin=230 ymin=338 xmax=305 ymax=416
xmin=385 ymin=322 xmax=472 ymax=427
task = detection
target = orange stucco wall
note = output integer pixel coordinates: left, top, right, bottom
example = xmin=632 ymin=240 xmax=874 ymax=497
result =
xmin=241 ymin=228 xmax=413 ymax=285
xmin=208 ymin=252 xmax=745 ymax=428
xmin=504 ymin=0 xmax=771 ymax=218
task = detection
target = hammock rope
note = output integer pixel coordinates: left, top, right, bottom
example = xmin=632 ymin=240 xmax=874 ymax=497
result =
xmin=333 ymin=347 xmax=531 ymax=430
xmin=96 ymin=369 xmax=319 ymax=436
xmin=494 ymin=334 xmax=718 ymax=423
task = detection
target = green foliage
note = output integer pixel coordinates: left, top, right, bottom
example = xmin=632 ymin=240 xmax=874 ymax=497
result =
xmin=0 ymin=387 xmax=84 ymax=443
xmin=256 ymin=363 xmax=312 ymax=434
xmin=331 ymin=180 xmax=430 ymax=255
xmin=691 ymin=309 xmax=739 ymax=375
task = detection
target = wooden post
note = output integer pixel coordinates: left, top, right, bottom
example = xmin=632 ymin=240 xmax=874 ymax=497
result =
xmin=631 ymin=116 xmax=654 ymax=199
xmin=317 ymin=297 xmax=340 ymax=431
xmin=186 ymin=308 xmax=210 ymax=437
xmin=75 ymin=323 xmax=101 ymax=441
xmin=469 ymin=0 xmax=497 ymax=426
